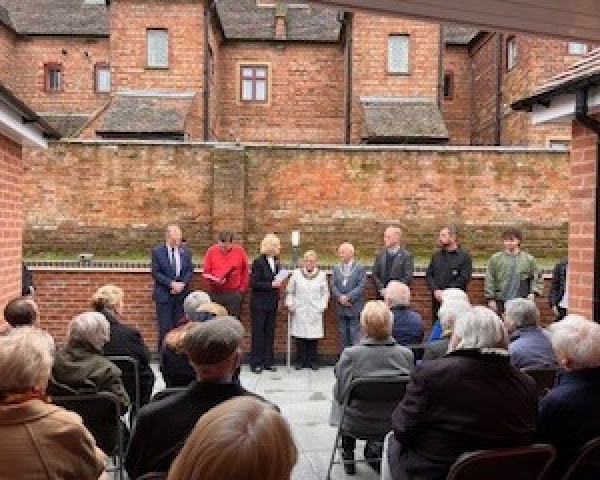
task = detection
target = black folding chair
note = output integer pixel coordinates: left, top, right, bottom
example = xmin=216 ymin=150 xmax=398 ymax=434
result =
xmin=406 ymin=343 xmax=427 ymax=363
xmin=151 ymin=387 xmax=186 ymax=403
xmin=52 ymin=391 xmax=126 ymax=480
xmin=561 ymin=436 xmax=600 ymax=480
xmin=521 ymin=366 xmax=559 ymax=397
xmin=326 ymin=375 xmax=410 ymax=479
xmin=106 ymin=355 xmax=140 ymax=422
xmin=446 ymin=443 xmax=556 ymax=480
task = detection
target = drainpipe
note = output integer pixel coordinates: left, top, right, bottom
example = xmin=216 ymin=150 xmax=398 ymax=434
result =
xmin=495 ymin=33 xmax=503 ymax=145
xmin=575 ymin=88 xmax=600 ymax=323
xmin=203 ymin=1 xmax=215 ymax=141
xmin=343 ymin=12 xmax=353 ymax=144
xmin=437 ymin=24 xmax=444 ymax=108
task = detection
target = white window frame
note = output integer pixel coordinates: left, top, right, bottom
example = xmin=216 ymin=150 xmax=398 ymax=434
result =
xmin=147 ymin=29 xmax=169 ymax=68
xmin=94 ymin=63 xmax=110 ymax=93
xmin=568 ymin=42 xmax=588 ymax=55
xmin=388 ymin=34 xmax=410 ymax=74
xmin=506 ymin=36 xmax=517 ymax=70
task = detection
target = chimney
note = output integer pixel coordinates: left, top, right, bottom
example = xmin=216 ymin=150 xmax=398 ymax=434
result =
xmin=275 ymin=3 xmax=287 ymax=40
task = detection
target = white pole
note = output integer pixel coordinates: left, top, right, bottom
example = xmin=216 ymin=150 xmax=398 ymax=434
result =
xmin=287 ymin=310 xmax=292 ymax=372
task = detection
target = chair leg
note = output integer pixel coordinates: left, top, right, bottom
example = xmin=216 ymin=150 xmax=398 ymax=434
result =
xmin=326 ymin=427 xmax=344 ymax=480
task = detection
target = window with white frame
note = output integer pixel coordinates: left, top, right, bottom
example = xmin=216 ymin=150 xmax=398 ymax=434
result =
xmin=94 ymin=63 xmax=110 ymax=93
xmin=240 ymin=65 xmax=268 ymax=102
xmin=506 ymin=36 xmax=517 ymax=70
xmin=388 ymin=34 xmax=410 ymax=74
xmin=147 ymin=29 xmax=169 ymax=68
xmin=568 ymin=42 xmax=588 ymax=55
xmin=44 ymin=63 xmax=63 ymax=93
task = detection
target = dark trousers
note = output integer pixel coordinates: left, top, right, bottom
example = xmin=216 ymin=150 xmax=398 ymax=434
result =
xmin=211 ymin=291 xmax=243 ymax=319
xmin=250 ymin=307 xmax=277 ymax=368
xmin=155 ymin=297 xmax=184 ymax=349
xmin=295 ymin=338 xmax=318 ymax=367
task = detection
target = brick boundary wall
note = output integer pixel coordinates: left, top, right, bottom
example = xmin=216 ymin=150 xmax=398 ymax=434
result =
xmin=31 ymin=267 xmax=555 ymax=362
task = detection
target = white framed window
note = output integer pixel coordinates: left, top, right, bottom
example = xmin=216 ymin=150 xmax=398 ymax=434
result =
xmin=568 ymin=42 xmax=588 ymax=55
xmin=240 ymin=65 xmax=268 ymax=102
xmin=506 ymin=36 xmax=517 ymax=71
xmin=94 ymin=63 xmax=110 ymax=93
xmin=388 ymin=34 xmax=409 ymax=74
xmin=147 ymin=29 xmax=169 ymax=68
xmin=548 ymin=139 xmax=570 ymax=150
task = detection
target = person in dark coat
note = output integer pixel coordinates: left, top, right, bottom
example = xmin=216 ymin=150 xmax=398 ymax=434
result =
xmin=92 ymin=284 xmax=155 ymax=410
xmin=384 ymin=306 xmax=538 ymax=480
xmin=384 ymin=281 xmax=424 ymax=346
xmin=21 ymin=263 xmax=35 ymax=296
xmin=372 ymin=226 xmax=414 ymax=297
xmin=126 ymin=317 xmax=272 ymax=479
xmin=537 ymin=315 xmax=600 ymax=480
xmin=549 ymin=258 xmax=568 ymax=321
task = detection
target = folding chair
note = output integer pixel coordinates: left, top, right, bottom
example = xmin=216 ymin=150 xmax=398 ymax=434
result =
xmin=326 ymin=375 xmax=410 ymax=479
xmin=445 ymin=443 xmax=556 ymax=480
xmin=136 ymin=473 xmax=167 ymax=480
xmin=106 ymin=355 xmax=140 ymax=422
xmin=52 ymin=391 xmax=126 ymax=480
xmin=406 ymin=343 xmax=426 ymax=363
xmin=521 ymin=366 xmax=559 ymax=397
xmin=561 ymin=436 xmax=600 ymax=480
xmin=151 ymin=387 xmax=186 ymax=402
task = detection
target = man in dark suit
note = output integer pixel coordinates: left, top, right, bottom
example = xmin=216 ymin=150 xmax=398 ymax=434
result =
xmin=372 ymin=226 xmax=414 ymax=298
xmin=151 ymin=224 xmax=194 ymax=348
xmin=125 ymin=317 xmax=270 ymax=479
xmin=331 ymin=242 xmax=366 ymax=348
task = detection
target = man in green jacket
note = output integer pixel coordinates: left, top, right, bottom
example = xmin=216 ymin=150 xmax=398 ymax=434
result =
xmin=485 ymin=227 xmax=543 ymax=316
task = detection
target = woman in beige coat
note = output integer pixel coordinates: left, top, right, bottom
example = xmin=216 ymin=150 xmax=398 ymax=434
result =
xmin=0 ymin=326 xmax=106 ymax=480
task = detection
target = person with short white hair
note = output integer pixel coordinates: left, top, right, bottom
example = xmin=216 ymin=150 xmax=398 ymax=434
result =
xmin=423 ymin=300 xmax=471 ymax=361
xmin=427 ymin=288 xmax=471 ymax=341
xmin=385 ymin=306 xmax=537 ymax=480
xmin=384 ymin=281 xmax=424 ymax=346
xmin=503 ymin=298 xmax=557 ymax=369
xmin=0 ymin=326 xmax=107 ymax=479
xmin=537 ymin=315 xmax=600 ymax=480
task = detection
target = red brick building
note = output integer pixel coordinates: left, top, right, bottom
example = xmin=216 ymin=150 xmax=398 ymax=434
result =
xmin=0 ymin=0 xmax=585 ymax=146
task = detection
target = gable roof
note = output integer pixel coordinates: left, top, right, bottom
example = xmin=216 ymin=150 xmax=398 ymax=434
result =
xmin=512 ymin=48 xmax=600 ymax=110
xmin=216 ymin=0 xmax=342 ymax=42
xmin=0 ymin=0 xmax=109 ymax=36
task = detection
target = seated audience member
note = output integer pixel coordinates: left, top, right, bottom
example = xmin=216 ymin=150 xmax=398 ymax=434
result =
xmin=384 ymin=281 xmax=424 ymax=346
xmin=126 ymin=316 xmax=271 ymax=479
xmin=51 ymin=311 xmax=130 ymax=453
xmin=168 ymin=396 xmax=297 ymax=480
xmin=332 ymin=300 xmax=413 ymax=475
xmin=427 ymin=288 xmax=470 ymax=341
xmin=160 ymin=291 xmax=226 ymax=388
xmin=422 ymin=300 xmax=471 ymax=361
xmin=0 ymin=326 xmax=107 ymax=480
xmin=537 ymin=315 xmax=600 ymax=480
xmin=386 ymin=306 xmax=538 ymax=480
xmin=92 ymin=284 xmax=155 ymax=408
xmin=3 ymin=295 xmax=39 ymax=327
xmin=503 ymin=298 xmax=557 ymax=369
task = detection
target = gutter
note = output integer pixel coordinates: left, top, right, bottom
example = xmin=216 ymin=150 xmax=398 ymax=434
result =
xmin=203 ymin=1 xmax=217 ymax=141
xmin=494 ymin=33 xmax=502 ymax=145
xmin=342 ymin=12 xmax=353 ymax=144
xmin=574 ymin=88 xmax=600 ymax=323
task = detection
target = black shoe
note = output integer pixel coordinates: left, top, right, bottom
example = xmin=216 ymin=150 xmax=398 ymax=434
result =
xmin=264 ymin=365 xmax=277 ymax=372
xmin=294 ymin=364 xmax=303 ymax=370
xmin=364 ymin=441 xmax=382 ymax=473
xmin=342 ymin=450 xmax=356 ymax=475
xmin=309 ymin=363 xmax=319 ymax=371
xmin=251 ymin=366 xmax=262 ymax=374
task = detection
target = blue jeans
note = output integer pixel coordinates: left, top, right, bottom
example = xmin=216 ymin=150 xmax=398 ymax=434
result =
xmin=338 ymin=313 xmax=360 ymax=349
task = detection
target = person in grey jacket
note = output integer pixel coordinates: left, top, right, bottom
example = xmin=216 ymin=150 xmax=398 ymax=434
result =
xmin=332 ymin=300 xmax=413 ymax=475
xmin=330 ymin=242 xmax=366 ymax=349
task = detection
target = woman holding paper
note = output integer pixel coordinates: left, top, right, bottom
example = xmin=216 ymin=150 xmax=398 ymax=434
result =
xmin=286 ymin=250 xmax=330 ymax=370
xmin=249 ymin=234 xmax=287 ymax=374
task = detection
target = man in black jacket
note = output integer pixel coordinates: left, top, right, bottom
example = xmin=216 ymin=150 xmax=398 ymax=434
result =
xmin=425 ymin=226 xmax=473 ymax=321
xmin=549 ymin=258 xmax=568 ymax=321
xmin=125 ymin=316 xmax=270 ymax=479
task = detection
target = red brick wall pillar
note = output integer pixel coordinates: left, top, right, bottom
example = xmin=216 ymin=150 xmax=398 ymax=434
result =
xmin=568 ymin=120 xmax=597 ymax=319
xmin=0 ymin=135 xmax=23 ymax=310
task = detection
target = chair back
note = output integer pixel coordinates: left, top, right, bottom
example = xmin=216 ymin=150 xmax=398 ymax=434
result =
xmin=106 ymin=355 xmax=140 ymax=419
xmin=446 ymin=443 xmax=556 ymax=480
xmin=136 ymin=473 xmax=167 ymax=480
xmin=151 ymin=387 xmax=187 ymax=402
xmin=561 ymin=436 xmax=600 ymax=480
xmin=406 ymin=343 xmax=426 ymax=363
xmin=521 ymin=366 xmax=558 ymax=397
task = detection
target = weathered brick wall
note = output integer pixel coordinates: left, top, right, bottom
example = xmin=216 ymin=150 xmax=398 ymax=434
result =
xmin=30 ymin=268 xmax=556 ymax=358
xmin=23 ymin=142 xmax=569 ymax=260
xmin=217 ymin=42 xmax=345 ymax=143
xmin=470 ymin=33 xmax=499 ymax=145
xmin=442 ymin=45 xmax=471 ymax=145
xmin=6 ymin=36 xmax=110 ymax=115
xmin=0 ymin=26 xmax=15 ymax=86
xmin=0 ymin=136 xmax=23 ymax=310
xmin=350 ymin=14 xmax=440 ymax=142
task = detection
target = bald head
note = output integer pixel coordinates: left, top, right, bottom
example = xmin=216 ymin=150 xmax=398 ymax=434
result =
xmin=338 ymin=243 xmax=355 ymax=263
xmin=384 ymin=281 xmax=410 ymax=307
xmin=384 ymin=227 xmax=402 ymax=249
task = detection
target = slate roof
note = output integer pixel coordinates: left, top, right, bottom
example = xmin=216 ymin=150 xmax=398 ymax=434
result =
xmin=216 ymin=0 xmax=342 ymax=42
xmin=40 ymin=114 xmax=91 ymax=138
xmin=444 ymin=24 xmax=479 ymax=45
xmin=361 ymin=97 xmax=449 ymax=144
xmin=512 ymin=47 xmax=600 ymax=110
xmin=0 ymin=5 xmax=13 ymax=32
xmin=96 ymin=93 xmax=194 ymax=135
xmin=0 ymin=0 xmax=109 ymax=36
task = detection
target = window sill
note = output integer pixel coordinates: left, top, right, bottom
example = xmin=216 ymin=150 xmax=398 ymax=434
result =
xmin=145 ymin=66 xmax=170 ymax=70
xmin=387 ymin=71 xmax=411 ymax=76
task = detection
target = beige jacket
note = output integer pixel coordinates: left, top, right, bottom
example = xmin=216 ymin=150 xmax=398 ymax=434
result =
xmin=0 ymin=399 xmax=106 ymax=479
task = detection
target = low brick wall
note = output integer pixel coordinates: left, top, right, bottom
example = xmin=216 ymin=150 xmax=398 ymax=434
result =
xmin=32 ymin=267 xmax=555 ymax=362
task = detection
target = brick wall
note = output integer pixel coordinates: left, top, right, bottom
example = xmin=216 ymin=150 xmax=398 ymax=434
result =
xmin=8 ymin=36 xmax=110 ymax=114
xmin=470 ymin=33 xmax=499 ymax=145
xmin=350 ymin=14 xmax=440 ymax=142
xmin=30 ymin=268 xmax=556 ymax=358
xmin=442 ymin=45 xmax=471 ymax=145
xmin=217 ymin=42 xmax=345 ymax=143
xmin=23 ymin=142 xmax=569 ymax=260
xmin=0 ymin=26 xmax=15 ymax=86
xmin=0 ymin=135 xmax=23 ymax=310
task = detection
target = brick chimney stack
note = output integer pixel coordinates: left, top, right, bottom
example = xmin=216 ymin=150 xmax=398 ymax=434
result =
xmin=275 ymin=3 xmax=287 ymax=40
